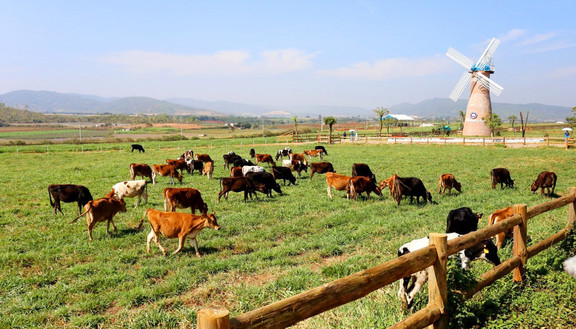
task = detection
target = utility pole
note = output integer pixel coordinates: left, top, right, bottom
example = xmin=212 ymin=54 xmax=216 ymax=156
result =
xmin=79 ymin=123 xmax=82 ymax=141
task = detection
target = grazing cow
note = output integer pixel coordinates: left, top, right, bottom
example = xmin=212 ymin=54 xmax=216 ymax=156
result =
xmin=218 ymin=177 xmax=264 ymax=203
xmin=488 ymin=206 xmax=515 ymax=249
xmin=348 ymin=176 xmax=382 ymax=200
xmin=315 ymin=145 xmax=328 ymax=155
xmin=202 ymin=161 xmax=214 ymax=179
xmin=397 ymin=233 xmax=500 ymax=308
xmin=185 ymin=159 xmax=204 ymax=175
xmin=352 ymin=163 xmax=376 ymax=183
xmin=309 ymin=162 xmax=335 ymax=179
xmin=531 ymin=171 xmax=557 ymax=196
xmin=491 ymin=168 xmax=514 ymax=189
xmin=271 ymin=166 xmax=297 ymax=186
xmin=130 ymin=163 xmax=153 ymax=181
xmin=223 ymin=152 xmax=242 ymax=169
xmin=303 ymin=149 xmax=324 ymax=160
xmin=71 ymin=197 xmax=127 ymax=242
xmin=391 ymin=175 xmax=433 ymax=205
xmin=152 ymin=164 xmax=183 ymax=185
xmin=195 ymin=154 xmax=213 ymax=163
xmin=438 ymin=173 xmax=462 ymax=195
xmin=446 ymin=207 xmax=483 ymax=235
xmin=230 ymin=166 xmax=243 ymax=178
xmin=131 ymin=144 xmax=145 ymax=153
xmin=242 ymin=165 xmax=265 ymax=176
xmin=378 ymin=175 xmax=397 ymax=197
xmin=289 ymin=153 xmax=308 ymax=166
xmin=138 ymin=209 xmax=220 ymax=256
xmin=109 ymin=180 xmax=148 ymax=208
xmin=326 ymin=172 xmax=352 ymax=199
xmin=249 ymin=148 xmax=256 ymax=158
xmin=245 ymin=172 xmax=282 ymax=197
xmin=275 ymin=147 xmax=292 ymax=161
xmin=255 ymin=154 xmax=276 ymax=167
xmin=48 ymin=184 xmax=93 ymax=215
xmin=179 ymin=150 xmax=194 ymax=161
xmin=233 ymin=158 xmax=255 ymax=167
xmin=163 ymin=188 xmax=208 ymax=214
xmin=166 ymin=159 xmax=189 ymax=175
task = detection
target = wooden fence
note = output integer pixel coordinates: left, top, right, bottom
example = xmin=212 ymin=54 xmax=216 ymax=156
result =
xmin=197 ymin=189 xmax=576 ymax=329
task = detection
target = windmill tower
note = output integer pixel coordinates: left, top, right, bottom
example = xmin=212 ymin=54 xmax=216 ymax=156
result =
xmin=447 ymin=38 xmax=504 ymax=136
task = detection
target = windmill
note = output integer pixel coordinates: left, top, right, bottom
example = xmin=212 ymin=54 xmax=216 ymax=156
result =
xmin=446 ymin=38 xmax=504 ymax=136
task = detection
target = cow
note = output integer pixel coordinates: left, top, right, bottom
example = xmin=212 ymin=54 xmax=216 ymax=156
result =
xmin=315 ymin=145 xmax=328 ymax=155
xmin=195 ymin=154 xmax=213 ymax=163
xmin=249 ymin=148 xmax=256 ymax=158
xmin=309 ymin=162 xmax=335 ymax=179
xmin=303 ymin=149 xmax=324 ymax=160
xmin=397 ymin=233 xmax=500 ymax=308
xmin=138 ymin=209 xmax=220 ymax=256
xmin=283 ymin=159 xmax=308 ymax=177
xmin=438 ymin=173 xmax=462 ymax=195
xmin=352 ymin=163 xmax=376 ymax=183
xmin=391 ymin=176 xmax=433 ymax=205
xmin=446 ymin=207 xmax=483 ymax=235
xmin=491 ymin=168 xmax=514 ymax=189
xmin=131 ymin=144 xmax=145 ymax=153
xmin=531 ymin=171 xmax=557 ymax=196
xmin=271 ymin=166 xmax=297 ymax=186
xmin=217 ymin=177 xmax=264 ymax=203
xmin=255 ymin=154 xmax=276 ymax=167
xmin=488 ymin=206 xmax=515 ymax=249
xmin=48 ymin=184 xmax=93 ymax=215
xmin=130 ymin=163 xmax=153 ymax=181
xmin=163 ymin=187 xmax=208 ymax=214
xmin=109 ymin=180 xmax=148 ymax=208
xmin=185 ymin=159 xmax=204 ymax=175
xmin=233 ymin=158 xmax=254 ymax=167
xmin=230 ymin=166 xmax=244 ymax=178
xmin=179 ymin=150 xmax=194 ymax=161
xmin=289 ymin=153 xmax=308 ymax=166
xmin=152 ymin=164 xmax=183 ymax=185
xmin=166 ymin=159 xmax=189 ymax=175
xmin=348 ymin=176 xmax=382 ymax=200
xmin=242 ymin=165 xmax=265 ymax=176
xmin=223 ymin=152 xmax=242 ymax=169
xmin=245 ymin=172 xmax=282 ymax=197
xmin=275 ymin=147 xmax=292 ymax=161
xmin=71 ymin=197 xmax=127 ymax=242
xmin=202 ymin=161 xmax=214 ymax=179
xmin=378 ymin=175 xmax=396 ymax=197
xmin=326 ymin=172 xmax=352 ymax=199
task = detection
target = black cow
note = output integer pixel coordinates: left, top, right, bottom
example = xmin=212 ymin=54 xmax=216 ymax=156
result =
xmin=491 ymin=168 xmax=514 ymax=189
xmin=233 ymin=158 xmax=255 ymax=167
xmin=392 ymin=177 xmax=433 ymax=205
xmin=249 ymin=148 xmax=256 ymax=158
xmin=245 ymin=172 xmax=282 ymax=197
xmin=315 ymin=145 xmax=328 ymax=155
xmin=186 ymin=159 xmax=204 ymax=175
xmin=131 ymin=144 xmax=145 ymax=153
xmin=48 ymin=184 xmax=93 ymax=215
xmin=223 ymin=152 xmax=242 ymax=169
xmin=271 ymin=166 xmax=297 ymax=186
xmin=446 ymin=207 xmax=483 ymax=235
xmin=217 ymin=177 xmax=264 ymax=203
xmin=352 ymin=163 xmax=376 ymax=182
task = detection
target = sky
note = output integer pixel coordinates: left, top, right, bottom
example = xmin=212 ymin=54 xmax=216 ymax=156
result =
xmin=1 ymin=1 xmax=575 ymax=109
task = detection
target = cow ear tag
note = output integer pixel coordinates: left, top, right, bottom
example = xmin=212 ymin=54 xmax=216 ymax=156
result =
xmin=483 ymin=245 xmax=489 ymax=254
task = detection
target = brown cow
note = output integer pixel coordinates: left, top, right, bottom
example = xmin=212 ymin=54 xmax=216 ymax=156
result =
xmin=217 ymin=177 xmax=264 ymax=203
xmin=255 ymin=154 xmax=276 ymax=167
xmin=488 ymin=207 xmax=514 ymax=249
xmin=71 ymin=197 xmax=127 ymax=242
xmin=166 ymin=159 xmax=189 ymax=174
xmin=130 ymin=163 xmax=153 ymax=181
xmin=290 ymin=153 xmax=308 ymax=166
xmin=379 ymin=175 xmax=397 ymax=197
xmin=309 ymin=162 xmax=335 ymax=179
xmin=491 ymin=168 xmax=514 ymax=189
xmin=195 ymin=154 xmax=213 ymax=162
xmin=230 ymin=166 xmax=243 ymax=177
xmin=202 ymin=161 xmax=214 ymax=179
xmin=152 ymin=164 xmax=183 ymax=185
xmin=348 ymin=176 xmax=382 ymax=200
xmin=303 ymin=149 xmax=324 ymax=160
xmin=326 ymin=172 xmax=352 ymax=199
xmin=163 ymin=188 xmax=208 ymax=214
xmin=438 ymin=173 xmax=462 ymax=195
xmin=138 ymin=209 xmax=220 ymax=256
xmin=531 ymin=171 xmax=557 ymax=196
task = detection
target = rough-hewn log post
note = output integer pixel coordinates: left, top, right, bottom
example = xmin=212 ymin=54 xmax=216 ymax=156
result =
xmin=198 ymin=307 xmax=231 ymax=329
xmin=568 ymin=187 xmax=576 ymax=229
xmin=428 ymin=233 xmax=448 ymax=329
xmin=513 ymin=204 xmax=528 ymax=282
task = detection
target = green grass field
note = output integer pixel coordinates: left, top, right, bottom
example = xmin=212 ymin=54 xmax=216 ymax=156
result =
xmin=1 ymin=141 xmax=575 ymax=328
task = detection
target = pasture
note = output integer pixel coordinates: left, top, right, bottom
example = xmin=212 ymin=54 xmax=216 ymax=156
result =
xmin=1 ymin=141 xmax=576 ymax=328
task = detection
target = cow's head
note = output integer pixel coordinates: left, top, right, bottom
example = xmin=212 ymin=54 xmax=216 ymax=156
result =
xmin=454 ymin=181 xmax=462 ymax=193
xmin=463 ymin=239 xmax=501 ymax=270
xmin=530 ymin=180 xmax=539 ymax=193
xmin=117 ymin=198 xmax=127 ymax=213
xmin=273 ymin=183 xmax=282 ymax=194
xmin=204 ymin=213 xmax=220 ymax=230
xmin=476 ymin=212 xmax=483 ymax=221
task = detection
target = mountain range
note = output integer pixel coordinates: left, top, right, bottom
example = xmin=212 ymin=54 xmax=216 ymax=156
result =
xmin=0 ymin=90 xmax=571 ymax=122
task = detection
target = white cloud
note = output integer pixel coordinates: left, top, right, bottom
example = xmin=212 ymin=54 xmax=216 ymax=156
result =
xmin=516 ymin=33 xmax=557 ymax=46
xmin=499 ymin=29 xmax=528 ymax=42
xmin=547 ymin=66 xmax=576 ymax=78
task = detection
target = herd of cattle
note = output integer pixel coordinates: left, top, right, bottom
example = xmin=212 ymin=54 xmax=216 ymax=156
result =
xmin=47 ymin=144 xmax=565 ymax=305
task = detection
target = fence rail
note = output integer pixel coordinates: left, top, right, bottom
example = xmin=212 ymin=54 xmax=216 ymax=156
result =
xmin=197 ymin=188 xmax=576 ymax=329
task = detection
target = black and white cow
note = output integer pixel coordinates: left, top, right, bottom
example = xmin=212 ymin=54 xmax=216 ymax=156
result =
xmin=275 ymin=147 xmax=292 ymax=161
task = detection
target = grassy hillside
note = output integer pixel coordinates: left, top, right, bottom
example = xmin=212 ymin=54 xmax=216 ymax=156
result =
xmin=1 ymin=141 xmax=575 ymax=328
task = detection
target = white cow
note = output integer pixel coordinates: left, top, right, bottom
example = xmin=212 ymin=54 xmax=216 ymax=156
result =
xmin=110 ymin=180 xmax=148 ymax=208
xmin=282 ymin=159 xmax=292 ymax=167
xmin=242 ymin=165 xmax=265 ymax=176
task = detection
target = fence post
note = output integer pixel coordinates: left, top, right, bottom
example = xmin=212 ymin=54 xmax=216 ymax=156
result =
xmin=513 ymin=204 xmax=528 ymax=283
xmin=503 ymin=136 xmax=506 ymax=146
xmin=197 ymin=307 xmax=230 ymax=329
xmin=567 ymin=187 xmax=576 ymax=229
xmin=547 ymin=137 xmax=549 ymax=147
xmin=428 ymin=233 xmax=448 ymax=329
xmin=482 ymin=137 xmax=485 ymax=146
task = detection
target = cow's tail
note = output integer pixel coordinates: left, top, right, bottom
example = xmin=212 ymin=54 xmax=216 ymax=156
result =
xmin=48 ymin=187 xmax=54 ymax=207
xmin=162 ymin=188 xmax=169 ymax=211
xmin=488 ymin=213 xmax=495 ymax=226
xmin=137 ymin=209 xmax=151 ymax=230
xmin=71 ymin=202 xmax=92 ymax=223
xmin=129 ymin=163 xmax=135 ymax=180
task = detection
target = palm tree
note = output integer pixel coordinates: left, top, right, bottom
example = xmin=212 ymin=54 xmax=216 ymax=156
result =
xmin=292 ymin=115 xmax=298 ymax=136
xmin=323 ymin=116 xmax=337 ymax=143
xmin=374 ymin=107 xmax=389 ymax=137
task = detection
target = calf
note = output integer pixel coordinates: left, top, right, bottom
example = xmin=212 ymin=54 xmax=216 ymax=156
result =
xmin=163 ymin=187 xmax=208 ymax=214
xmin=233 ymin=158 xmax=255 ymax=167
xmin=218 ymin=177 xmax=264 ymax=203
xmin=245 ymin=171 xmax=282 ymax=197
xmin=255 ymin=154 xmax=276 ymax=167
xmin=397 ymin=233 xmax=500 ymax=308
xmin=138 ymin=209 xmax=220 ymax=256
xmin=195 ymin=154 xmax=213 ymax=163
xmin=283 ymin=159 xmax=308 ymax=177
xmin=271 ymin=166 xmax=297 ymax=186
xmin=166 ymin=159 xmax=188 ymax=175
xmin=289 ymin=153 xmax=308 ymax=166
xmin=488 ymin=206 xmax=514 ymax=249
xmin=391 ymin=176 xmax=432 ymax=205
xmin=438 ymin=173 xmax=462 ymax=195
xmin=315 ymin=145 xmax=328 ymax=155
xmin=185 ymin=159 xmax=204 ymax=175
xmin=531 ymin=171 xmax=557 ymax=196
xmin=242 ymin=165 xmax=265 ymax=176
xmin=249 ymin=148 xmax=256 ymax=158
xmin=109 ymin=180 xmax=148 ymax=208
xmin=275 ymin=147 xmax=292 ymax=161
xmin=352 ymin=163 xmax=376 ymax=183
xmin=152 ymin=164 xmax=183 ymax=185
xmin=48 ymin=184 xmax=93 ymax=215
xmin=348 ymin=176 xmax=382 ymax=200
xmin=131 ymin=144 xmax=145 ymax=153
xmin=326 ymin=172 xmax=352 ymax=199
xmin=230 ymin=166 xmax=243 ymax=178
xmin=71 ymin=197 xmax=127 ymax=242
xmin=202 ymin=161 xmax=214 ymax=179
xmin=303 ymin=149 xmax=324 ymax=160
xmin=309 ymin=162 xmax=335 ymax=179
xmin=130 ymin=163 xmax=153 ymax=181
xmin=223 ymin=152 xmax=242 ymax=169
xmin=446 ymin=207 xmax=483 ymax=235
xmin=491 ymin=168 xmax=514 ymax=189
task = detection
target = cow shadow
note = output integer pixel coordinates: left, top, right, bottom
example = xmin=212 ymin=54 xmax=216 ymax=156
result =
xmin=180 ymin=246 xmax=219 ymax=256
xmin=115 ymin=227 xmax=142 ymax=238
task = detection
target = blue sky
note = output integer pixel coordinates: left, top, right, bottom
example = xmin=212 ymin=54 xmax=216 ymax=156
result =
xmin=1 ymin=1 xmax=575 ymax=109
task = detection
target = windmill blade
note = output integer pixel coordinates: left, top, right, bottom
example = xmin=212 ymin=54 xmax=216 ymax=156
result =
xmin=476 ymin=38 xmax=501 ymax=69
xmin=475 ymin=73 xmax=504 ymax=96
xmin=449 ymin=71 xmax=471 ymax=102
xmin=446 ymin=47 xmax=473 ymax=69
